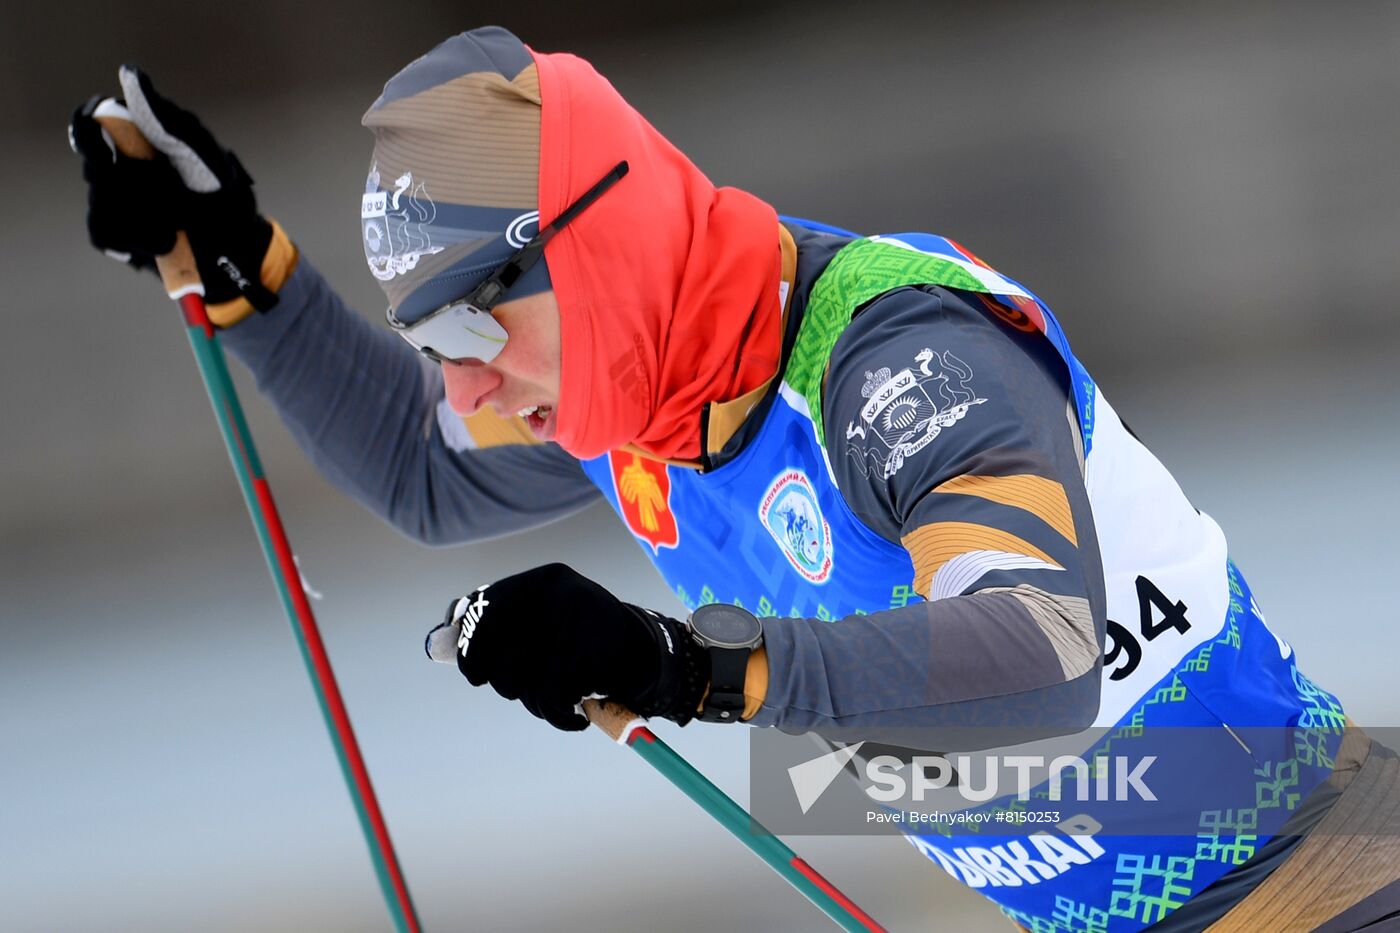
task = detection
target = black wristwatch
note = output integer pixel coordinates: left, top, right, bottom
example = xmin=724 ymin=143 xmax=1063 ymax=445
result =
xmin=688 ymin=603 xmax=763 ymax=723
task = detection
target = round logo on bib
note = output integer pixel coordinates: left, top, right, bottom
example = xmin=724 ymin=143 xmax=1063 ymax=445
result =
xmin=758 ymin=469 xmax=833 ymax=584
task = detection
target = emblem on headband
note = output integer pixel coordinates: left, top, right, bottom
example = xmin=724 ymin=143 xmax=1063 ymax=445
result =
xmin=611 ymin=452 xmax=679 ymax=553
xmin=362 ymin=165 xmax=444 ymax=281
xmin=845 ymin=348 xmax=987 ymax=480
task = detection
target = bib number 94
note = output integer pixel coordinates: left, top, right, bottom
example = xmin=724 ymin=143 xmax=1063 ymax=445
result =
xmin=1104 ymin=576 xmax=1190 ymax=682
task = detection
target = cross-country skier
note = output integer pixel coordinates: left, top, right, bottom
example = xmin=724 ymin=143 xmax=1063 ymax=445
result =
xmin=70 ymin=26 xmax=1400 ymax=933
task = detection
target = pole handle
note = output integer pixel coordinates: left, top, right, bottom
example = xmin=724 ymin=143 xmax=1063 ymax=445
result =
xmin=581 ymin=698 xmax=648 ymax=744
xmin=92 ymin=102 xmax=204 ymax=299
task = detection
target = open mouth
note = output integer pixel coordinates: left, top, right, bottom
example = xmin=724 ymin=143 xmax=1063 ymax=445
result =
xmin=517 ymin=405 xmax=556 ymax=440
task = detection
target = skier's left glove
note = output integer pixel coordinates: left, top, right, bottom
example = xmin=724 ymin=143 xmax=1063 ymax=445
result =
xmin=68 ymin=65 xmax=296 ymax=328
xmin=425 ymin=563 xmax=710 ymax=731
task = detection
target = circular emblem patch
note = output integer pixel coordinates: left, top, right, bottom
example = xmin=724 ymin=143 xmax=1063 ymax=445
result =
xmin=758 ymin=469 xmax=833 ymax=584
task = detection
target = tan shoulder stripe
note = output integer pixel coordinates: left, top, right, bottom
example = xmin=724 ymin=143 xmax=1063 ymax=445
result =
xmin=978 ymin=585 xmax=1098 ymax=680
xmin=901 ymin=521 xmax=1060 ymax=598
xmin=933 ymin=474 xmax=1078 ymax=547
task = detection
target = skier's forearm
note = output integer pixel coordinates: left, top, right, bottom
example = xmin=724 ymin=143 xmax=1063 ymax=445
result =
xmin=220 ymin=258 xmax=599 ymax=545
xmin=750 ymin=588 xmax=1100 ymax=737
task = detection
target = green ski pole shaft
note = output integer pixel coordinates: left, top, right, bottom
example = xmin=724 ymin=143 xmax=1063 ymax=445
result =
xmin=583 ymin=700 xmax=887 ymax=933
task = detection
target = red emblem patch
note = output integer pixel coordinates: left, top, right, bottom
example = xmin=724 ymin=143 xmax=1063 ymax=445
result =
xmin=948 ymin=237 xmax=1047 ymax=334
xmin=609 ymin=451 xmax=679 ymax=553
xmin=976 ymin=293 xmax=1045 ymax=334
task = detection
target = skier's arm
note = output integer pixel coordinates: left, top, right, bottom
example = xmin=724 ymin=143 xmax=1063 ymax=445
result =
xmin=69 ymin=74 xmax=598 ymax=546
xmin=219 ymin=256 xmax=600 ymax=546
xmin=749 ymin=285 xmax=1105 ymax=734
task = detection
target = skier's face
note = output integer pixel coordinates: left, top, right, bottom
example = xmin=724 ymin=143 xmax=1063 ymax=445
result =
xmin=441 ymin=289 xmax=562 ymax=441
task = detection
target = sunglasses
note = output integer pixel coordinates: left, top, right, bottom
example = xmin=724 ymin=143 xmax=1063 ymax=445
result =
xmin=385 ymin=161 xmax=630 ymax=365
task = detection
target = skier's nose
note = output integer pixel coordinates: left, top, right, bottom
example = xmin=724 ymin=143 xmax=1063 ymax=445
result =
xmin=442 ymin=359 xmax=502 ymax=417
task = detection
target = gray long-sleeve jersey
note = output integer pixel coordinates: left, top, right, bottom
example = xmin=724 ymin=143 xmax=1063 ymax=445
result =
xmin=221 ymin=231 xmax=1103 ymax=736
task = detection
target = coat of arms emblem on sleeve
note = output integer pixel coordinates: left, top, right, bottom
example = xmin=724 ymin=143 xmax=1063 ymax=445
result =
xmin=845 ymin=348 xmax=987 ymax=480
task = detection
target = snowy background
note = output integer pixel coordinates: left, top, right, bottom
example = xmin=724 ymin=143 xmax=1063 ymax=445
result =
xmin=3 ymin=1 xmax=1398 ymax=930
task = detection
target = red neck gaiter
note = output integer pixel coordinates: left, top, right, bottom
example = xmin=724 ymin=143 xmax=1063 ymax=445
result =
xmin=530 ymin=48 xmax=783 ymax=461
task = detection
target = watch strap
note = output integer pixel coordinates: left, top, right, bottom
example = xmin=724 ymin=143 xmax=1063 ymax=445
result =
xmin=699 ymin=643 xmax=751 ymax=722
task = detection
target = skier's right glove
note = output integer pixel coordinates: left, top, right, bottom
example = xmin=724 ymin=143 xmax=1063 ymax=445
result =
xmin=68 ymin=65 xmax=297 ymax=327
xmin=424 ymin=563 xmax=710 ymax=732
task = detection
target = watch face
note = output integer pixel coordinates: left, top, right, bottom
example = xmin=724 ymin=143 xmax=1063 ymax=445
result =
xmin=690 ymin=604 xmax=762 ymax=649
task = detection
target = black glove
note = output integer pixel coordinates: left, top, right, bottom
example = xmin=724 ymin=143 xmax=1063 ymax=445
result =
xmin=68 ymin=65 xmax=276 ymax=310
xmin=425 ymin=563 xmax=709 ymax=731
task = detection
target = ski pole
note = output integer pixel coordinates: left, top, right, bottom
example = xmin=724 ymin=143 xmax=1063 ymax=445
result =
xmin=94 ymin=103 xmax=422 ymax=933
xmin=582 ymin=699 xmax=887 ymax=933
